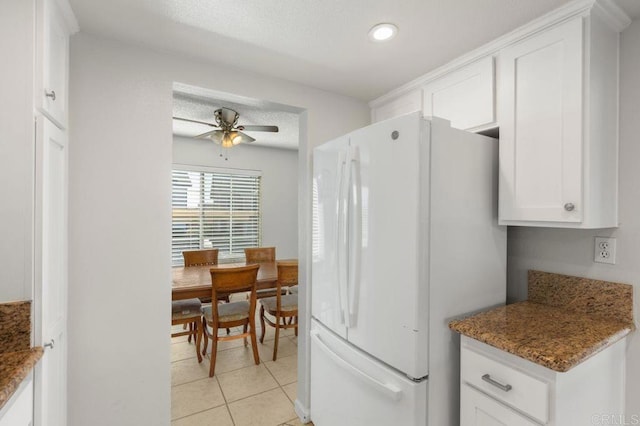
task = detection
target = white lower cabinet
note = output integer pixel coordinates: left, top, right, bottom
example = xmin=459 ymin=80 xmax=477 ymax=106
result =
xmin=460 ymin=336 xmax=626 ymax=426
xmin=0 ymin=375 xmax=33 ymax=426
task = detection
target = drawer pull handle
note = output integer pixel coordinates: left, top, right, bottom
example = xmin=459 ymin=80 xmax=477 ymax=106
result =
xmin=45 ymin=90 xmax=57 ymax=101
xmin=482 ymin=374 xmax=512 ymax=392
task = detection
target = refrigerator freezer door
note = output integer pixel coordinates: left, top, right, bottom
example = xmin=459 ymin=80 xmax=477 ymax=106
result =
xmin=312 ymin=135 xmax=349 ymax=339
xmin=346 ymin=112 xmax=429 ymax=379
xmin=310 ymin=319 xmax=428 ymax=426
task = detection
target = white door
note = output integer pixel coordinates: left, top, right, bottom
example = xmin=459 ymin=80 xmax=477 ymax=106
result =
xmin=311 ymin=135 xmax=349 ymax=339
xmin=461 ymin=385 xmax=539 ymax=426
xmin=34 ymin=115 xmax=68 ymax=426
xmin=346 ymin=112 xmax=428 ymax=379
xmin=499 ymin=17 xmax=583 ymax=223
xmin=309 ymin=320 xmax=427 ymax=426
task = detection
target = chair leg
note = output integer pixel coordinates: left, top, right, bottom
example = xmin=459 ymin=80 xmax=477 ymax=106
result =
xmin=202 ymin=318 xmax=209 ymax=356
xmin=187 ymin=322 xmax=193 ymax=343
xmin=273 ymin=314 xmax=281 ymax=361
xmin=195 ymin=320 xmax=203 ymax=363
xmin=259 ymin=305 xmax=266 ymax=343
xmin=294 ymin=316 xmax=298 ymax=337
xmin=208 ymin=324 xmax=219 ymax=377
xmin=243 ymin=324 xmax=248 ymax=347
xmin=249 ymin=318 xmax=260 ymax=365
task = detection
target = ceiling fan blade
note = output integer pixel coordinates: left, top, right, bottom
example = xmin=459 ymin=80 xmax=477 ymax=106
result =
xmin=235 ymin=131 xmax=256 ymax=144
xmin=195 ymin=129 xmax=224 ymax=140
xmin=173 ymin=116 xmax=218 ymax=127
xmin=238 ymin=125 xmax=279 ymax=133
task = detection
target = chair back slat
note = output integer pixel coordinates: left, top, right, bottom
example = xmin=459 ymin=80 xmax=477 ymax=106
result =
xmin=183 ymin=249 xmax=219 ymax=266
xmin=244 ymin=247 xmax=276 ymax=264
xmin=276 ymin=261 xmax=298 ymax=287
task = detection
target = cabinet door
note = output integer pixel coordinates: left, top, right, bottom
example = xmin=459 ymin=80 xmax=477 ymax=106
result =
xmin=461 ymin=385 xmax=540 ymax=426
xmin=36 ymin=0 xmax=70 ymax=129
xmin=371 ymin=90 xmax=421 ymax=123
xmin=0 ymin=378 xmax=33 ymax=426
xmin=499 ymin=17 xmax=583 ymax=224
xmin=34 ymin=116 xmax=68 ymax=426
xmin=423 ymin=56 xmax=495 ymax=131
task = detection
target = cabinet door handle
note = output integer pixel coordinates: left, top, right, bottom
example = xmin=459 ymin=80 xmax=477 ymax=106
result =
xmin=45 ymin=90 xmax=57 ymax=101
xmin=44 ymin=339 xmax=55 ymax=350
xmin=564 ymin=203 xmax=575 ymax=212
xmin=482 ymin=374 xmax=512 ymax=392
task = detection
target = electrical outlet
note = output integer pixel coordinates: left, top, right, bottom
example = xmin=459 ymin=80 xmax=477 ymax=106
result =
xmin=594 ymin=237 xmax=616 ymax=264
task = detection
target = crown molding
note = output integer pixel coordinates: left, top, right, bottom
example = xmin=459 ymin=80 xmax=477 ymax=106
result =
xmin=55 ymin=0 xmax=79 ymax=34
xmin=593 ymin=0 xmax=632 ymax=32
xmin=369 ymin=0 xmax=630 ymax=108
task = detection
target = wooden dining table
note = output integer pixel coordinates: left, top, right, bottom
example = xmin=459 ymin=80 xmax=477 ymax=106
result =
xmin=171 ymin=260 xmax=296 ymax=301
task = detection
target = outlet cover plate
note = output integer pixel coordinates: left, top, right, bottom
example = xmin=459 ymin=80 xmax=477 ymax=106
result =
xmin=594 ymin=237 xmax=616 ymax=265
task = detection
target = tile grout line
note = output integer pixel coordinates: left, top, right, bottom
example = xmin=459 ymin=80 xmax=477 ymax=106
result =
xmin=171 ymin=334 xmax=299 ymax=425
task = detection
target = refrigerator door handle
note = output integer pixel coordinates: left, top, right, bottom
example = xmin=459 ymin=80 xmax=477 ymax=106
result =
xmin=311 ymin=330 xmax=403 ymax=401
xmin=336 ymin=152 xmax=350 ymax=326
xmin=347 ymin=147 xmax=361 ymax=325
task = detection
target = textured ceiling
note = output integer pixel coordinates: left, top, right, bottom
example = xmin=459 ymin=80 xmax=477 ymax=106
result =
xmin=66 ymin=0 xmax=608 ymax=100
xmin=72 ymin=0 xmax=636 ymax=150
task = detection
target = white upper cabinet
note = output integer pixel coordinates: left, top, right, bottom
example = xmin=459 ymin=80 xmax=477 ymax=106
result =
xmin=422 ymin=56 xmax=495 ymax=131
xmin=36 ymin=0 xmax=77 ymax=129
xmin=499 ymin=6 xmax=626 ymax=228
xmin=499 ymin=18 xmax=584 ymax=225
xmin=370 ymin=0 xmax=629 ymax=229
xmin=370 ymin=89 xmax=421 ymax=123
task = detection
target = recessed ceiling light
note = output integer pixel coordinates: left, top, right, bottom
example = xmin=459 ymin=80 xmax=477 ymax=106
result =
xmin=368 ymin=23 xmax=398 ymax=42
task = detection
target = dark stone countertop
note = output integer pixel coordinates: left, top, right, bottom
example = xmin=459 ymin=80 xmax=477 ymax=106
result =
xmin=449 ymin=270 xmax=635 ymax=372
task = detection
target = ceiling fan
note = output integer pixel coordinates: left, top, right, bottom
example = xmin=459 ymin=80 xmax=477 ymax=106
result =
xmin=173 ymin=107 xmax=279 ymax=148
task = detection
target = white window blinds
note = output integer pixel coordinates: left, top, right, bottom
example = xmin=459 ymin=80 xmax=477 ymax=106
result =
xmin=171 ymin=167 xmax=262 ymax=265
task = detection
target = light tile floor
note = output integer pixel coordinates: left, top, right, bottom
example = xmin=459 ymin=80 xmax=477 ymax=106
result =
xmin=171 ymin=301 xmax=310 ymax=426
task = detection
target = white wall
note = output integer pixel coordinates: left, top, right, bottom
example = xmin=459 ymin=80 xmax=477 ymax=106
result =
xmin=507 ymin=19 xmax=640 ymax=418
xmin=0 ymin=1 xmax=34 ymax=302
xmin=172 ymin=136 xmax=298 ymax=259
xmin=68 ymin=33 xmax=369 ymax=426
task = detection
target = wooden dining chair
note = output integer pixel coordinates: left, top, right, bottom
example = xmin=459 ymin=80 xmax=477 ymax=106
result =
xmin=183 ymin=248 xmax=219 ymax=267
xmin=171 ymin=298 xmax=203 ymax=363
xmin=244 ymin=246 xmax=276 ymax=263
xmin=259 ymin=260 xmax=298 ymax=361
xmin=182 ymin=249 xmax=227 ymax=341
xmin=201 ymin=264 xmax=261 ymax=377
xmin=244 ymin=247 xmax=286 ymax=299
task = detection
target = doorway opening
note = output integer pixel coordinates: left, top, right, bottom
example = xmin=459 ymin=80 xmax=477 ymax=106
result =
xmin=169 ymin=83 xmax=306 ymax=426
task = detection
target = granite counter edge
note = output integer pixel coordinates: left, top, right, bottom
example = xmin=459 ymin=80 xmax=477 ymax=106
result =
xmin=0 ymin=347 xmax=44 ymax=411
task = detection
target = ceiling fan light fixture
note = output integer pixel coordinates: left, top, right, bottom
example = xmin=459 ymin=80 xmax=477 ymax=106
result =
xmin=221 ymin=132 xmax=236 ymax=148
xmin=231 ymin=132 xmax=243 ymax=145
xmin=368 ymin=23 xmax=398 ymax=42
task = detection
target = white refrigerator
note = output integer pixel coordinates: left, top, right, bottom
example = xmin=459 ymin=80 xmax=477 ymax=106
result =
xmin=310 ymin=112 xmax=506 ymax=426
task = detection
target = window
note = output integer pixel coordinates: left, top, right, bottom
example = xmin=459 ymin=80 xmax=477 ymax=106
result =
xmin=171 ymin=166 xmax=262 ymax=265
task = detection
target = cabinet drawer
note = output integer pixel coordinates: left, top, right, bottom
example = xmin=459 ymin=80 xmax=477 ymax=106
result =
xmin=462 ymin=347 xmax=549 ymax=424
xmin=461 ymin=384 xmax=540 ymax=426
